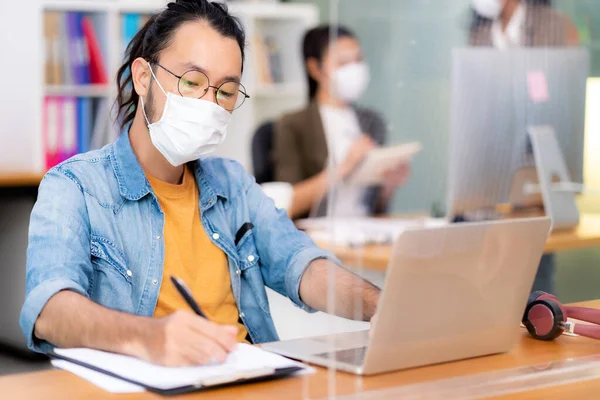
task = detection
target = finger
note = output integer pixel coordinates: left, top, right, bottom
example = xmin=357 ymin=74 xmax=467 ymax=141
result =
xmin=193 ymin=338 xmax=229 ymax=364
xmin=179 ymin=329 xmax=229 ymax=365
xmin=188 ymin=317 xmax=238 ymax=351
xmin=181 ymin=344 xmax=215 ymax=366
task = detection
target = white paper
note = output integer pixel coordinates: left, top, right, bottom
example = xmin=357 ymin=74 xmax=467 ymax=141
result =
xmin=348 ymin=142 xmax=423 ymax=185
xmin=298 ymin=217 xmax=447 ymax=246
xmin=54 ymin=344 xmax=308 ymax=391
xmin=51 ymin=359 xmax=145 ymax=393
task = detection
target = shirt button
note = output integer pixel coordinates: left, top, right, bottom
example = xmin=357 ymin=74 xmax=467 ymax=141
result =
xmin=247 ymin=255 xmax=255 ymax=262
xmin=212 ymin=233 xmax=220 ymax=240
xmin=236 ymin=269 xmax=241 ymax=276
xmin=152 ymin=279 xmax=158 ymax=285
xmin=126 ymin=270 xmax=133 ymax=277
xmin=239 ymin=312 xmax=245 ymax=319
xmin=156 ymin=235 xmax=161 ymax=240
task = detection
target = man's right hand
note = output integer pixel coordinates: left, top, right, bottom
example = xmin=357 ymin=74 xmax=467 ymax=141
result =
xmin=137 ymin=310 xmax=238 ymax=367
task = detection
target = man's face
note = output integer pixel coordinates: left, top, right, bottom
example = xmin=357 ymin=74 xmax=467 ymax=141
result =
xmin=136 ymin=20 xmax=243 ymax=123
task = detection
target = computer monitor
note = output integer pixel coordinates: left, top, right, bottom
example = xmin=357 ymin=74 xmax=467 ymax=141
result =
xmin=446 ymin=48 xmax=589 ymax=219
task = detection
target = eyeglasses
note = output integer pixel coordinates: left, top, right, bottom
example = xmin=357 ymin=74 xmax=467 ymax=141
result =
xmin=153 ymin=63 xmax=250 ymax=111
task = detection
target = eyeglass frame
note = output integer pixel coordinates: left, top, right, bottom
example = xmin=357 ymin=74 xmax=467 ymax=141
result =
xmin=152 ymin=62 xmax=250 ymax=111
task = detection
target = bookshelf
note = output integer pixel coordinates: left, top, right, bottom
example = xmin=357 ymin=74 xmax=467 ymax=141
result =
xmin=0 ymin=0 xmax=317 ymax=186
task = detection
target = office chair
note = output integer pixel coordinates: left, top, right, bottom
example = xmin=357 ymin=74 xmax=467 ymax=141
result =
xmin=252 ymin=121 xmax=275 ymax=185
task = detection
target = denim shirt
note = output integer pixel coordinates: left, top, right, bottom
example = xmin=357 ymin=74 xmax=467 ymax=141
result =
xmin=21 ymin=131 xmax=339 ymax=352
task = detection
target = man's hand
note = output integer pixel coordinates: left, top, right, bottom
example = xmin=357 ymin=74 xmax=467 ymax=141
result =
xmin=34 ymin=291 xmax=239 ymax=368
xmin=339 ymin=135 xmax=377 ymax=180
xmin=136 ymin=310 xmax=238 ymax=367
xmin=369 ymin=313 xmax=378 ymax=338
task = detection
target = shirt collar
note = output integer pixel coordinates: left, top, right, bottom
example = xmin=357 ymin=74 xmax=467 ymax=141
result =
xmin=110 ymin=126 xmax=228 ymax=203
xmin=110 ymin=128 xmax=152 ymax=201
xmin=190 ymin=159 xmax=229 ymax=209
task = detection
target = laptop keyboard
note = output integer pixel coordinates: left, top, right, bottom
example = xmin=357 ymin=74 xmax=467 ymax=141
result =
xmin=313 ymin=347 xmax=367 ymax=365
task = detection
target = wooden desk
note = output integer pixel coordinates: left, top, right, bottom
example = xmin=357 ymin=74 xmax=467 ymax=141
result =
xmin=331 ymin=212 xmax=600 ymax=272
xmin=3 ymin=300 xmax=600 ymax=399
xmin=0 ymin=173 xmax=43 ymax=188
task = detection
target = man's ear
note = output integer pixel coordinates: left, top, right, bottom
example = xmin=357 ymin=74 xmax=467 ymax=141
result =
xmin=131 ymin=57 xmax=152 ymax=97
xmin=306 ymin=57 xmax=322 ymax=82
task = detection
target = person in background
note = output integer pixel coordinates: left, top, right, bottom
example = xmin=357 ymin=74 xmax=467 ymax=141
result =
xmin=470 ymin=0 xmax=579 ymax=47
xmin=273 ymin=25 xmax=409 ymax=220
xmin=469 ymin=0 xmax=579 ymax=295
xmin=21 ymin=1 xmax=381 ymax=367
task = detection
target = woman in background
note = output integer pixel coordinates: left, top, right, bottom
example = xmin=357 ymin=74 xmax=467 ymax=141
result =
xmin=470 ymin=0 xmax=579 ymax=47
xmin=273 ymin=25 xmax=409 ymax=220
xmin=469 ymin=0 xmax=579 ymax=295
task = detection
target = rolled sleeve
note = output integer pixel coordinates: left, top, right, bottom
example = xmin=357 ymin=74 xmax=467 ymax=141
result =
xmin=20 ymin=278 xmax=88 ymax=352
xmin=284 ymin=247 xmax=342 ymax=313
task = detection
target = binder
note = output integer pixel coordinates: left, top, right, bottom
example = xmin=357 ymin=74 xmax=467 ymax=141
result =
xmin=43 ymin=97 xmax=61 ymax=169
xmin=61 ymin=97 xmax=78 ymax=161
xmin=44 ymin=11 xmax=63 ymax=85
xmin=81 ymin=16 xmax=108 ymax=84
xmin=66 ymin=12 xmax=85 ymax=84
xmin=60 ymin=12 xmax=74 ymax=84
xmin=77 ymin=13 xmax=91 ymax=84
xmin=90 ymin=98 xmax=110 ymax=150
xmin=77 ymin=98 xmax=92 ymax=153
xmin=50 ymin=344 xmax=304 ymax=396
xmin=121 ymin=14 xmax=141 ymax=58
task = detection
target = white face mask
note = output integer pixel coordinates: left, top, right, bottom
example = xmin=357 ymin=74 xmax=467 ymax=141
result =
xmin=141 ymin=64 xmax=231 ymax=167
xmin=332 ymin=62 xmax=370 ymax=103
xmin=471 ymin=0 xmax=504 ymax=20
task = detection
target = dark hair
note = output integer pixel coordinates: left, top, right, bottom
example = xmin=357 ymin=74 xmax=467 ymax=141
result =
xmin=116 ymin=0 xmax=246 ymax=129
xmin=302 ymin=24 xmax=356 ymax=100
xmin=470 ymin=0 xmax=552 ymax=35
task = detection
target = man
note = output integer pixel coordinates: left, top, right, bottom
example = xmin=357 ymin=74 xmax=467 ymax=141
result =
xmin=21 ymin=0 xmax=379 ymax=367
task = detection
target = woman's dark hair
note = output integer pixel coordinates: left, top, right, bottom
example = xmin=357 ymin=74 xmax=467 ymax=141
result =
xmin=302 ymin=24 xmax=356 ymax=100
xmin=470 ymin=0 xmax=553 ymax=35
xmin=116 ymin=0 xmax=246 ymax=129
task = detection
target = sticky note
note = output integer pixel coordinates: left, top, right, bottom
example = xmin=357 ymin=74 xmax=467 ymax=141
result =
xmin=527 ymin=70 xmax=550 ymax=103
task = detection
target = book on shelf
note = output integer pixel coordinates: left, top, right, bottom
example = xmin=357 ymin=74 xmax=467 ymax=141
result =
xmin=253 ymin=30 xmax=284 ymax=85
xmin=43 ymin=11 xmax=108 ymax=86
xmin=121 ymin=13 xmax=141 ymax=58
xmin=43 ymin=96 xmax=115 ymax=169
xmin=120 ymin=13 xmax=153 ymax=60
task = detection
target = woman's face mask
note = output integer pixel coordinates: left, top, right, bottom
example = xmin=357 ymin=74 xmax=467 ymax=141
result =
xmin=331 ymin=61 xmax=370 ymax=103
xmin=472 ymin=0 xmax=505 ymax=20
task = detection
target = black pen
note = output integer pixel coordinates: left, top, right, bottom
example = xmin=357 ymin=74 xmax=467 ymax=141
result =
xmin=170 ymin=275 xmax=208 ymax=319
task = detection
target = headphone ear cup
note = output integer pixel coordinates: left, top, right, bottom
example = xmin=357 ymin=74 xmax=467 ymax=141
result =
xmin=523 ymin=291 xmax=549 ymax=322
xmin=523 ymin=299 xmax=565 ymax=341
xmin=528 ymin=291 xmax=547 ymax=304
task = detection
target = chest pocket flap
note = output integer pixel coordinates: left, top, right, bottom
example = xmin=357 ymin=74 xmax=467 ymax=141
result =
xmin=90 ymin=236 xmax=132 ymax=284
xmin=236 ymin=232 xmax=260 ymax=271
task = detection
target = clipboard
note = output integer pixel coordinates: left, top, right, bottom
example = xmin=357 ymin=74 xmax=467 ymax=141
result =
xmin=347 ymin=141 xmax=422 ymax=186
xmin=49 ymin=347 xmax=304 ymax=395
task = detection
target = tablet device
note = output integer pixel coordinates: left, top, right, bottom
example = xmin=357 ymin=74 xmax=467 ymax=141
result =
xmin=347 ymin=142 xmax=422 ymax=185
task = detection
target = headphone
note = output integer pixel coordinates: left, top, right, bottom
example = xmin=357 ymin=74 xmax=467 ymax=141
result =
xmin=522 ymin=291 xmax=600 ymax=341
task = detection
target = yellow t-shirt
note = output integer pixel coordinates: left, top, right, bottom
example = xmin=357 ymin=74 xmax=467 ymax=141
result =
xmin=148 ymin=166 xmax=248 ymax=342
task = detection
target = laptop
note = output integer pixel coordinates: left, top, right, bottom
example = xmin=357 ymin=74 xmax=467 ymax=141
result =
xmin=262 ymin=217 xmax=552 ymax=375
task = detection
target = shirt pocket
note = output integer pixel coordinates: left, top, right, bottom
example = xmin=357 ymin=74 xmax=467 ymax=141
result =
xmin=235 ymin=232 xmax=270 ymax=316
xmin=90 ymin=236 xmax=132 ymax=285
